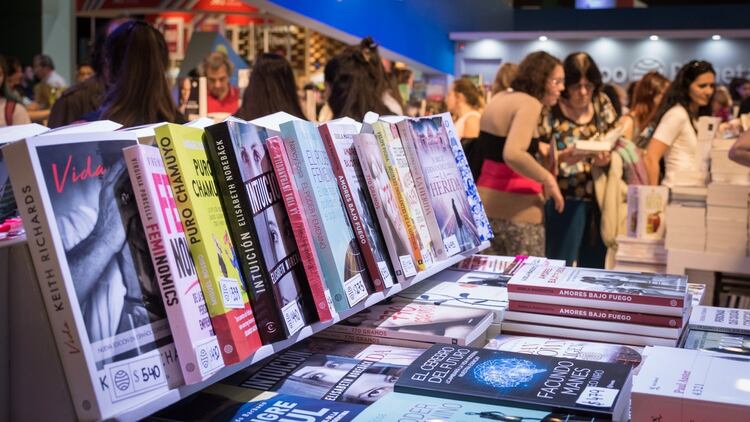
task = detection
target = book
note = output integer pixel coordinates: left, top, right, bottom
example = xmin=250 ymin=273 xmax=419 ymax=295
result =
xmin=280 ymin=120 xmax=371 ymax=313
xmin=508 ymin=300 xmax=684 ymax=328
xmin=372 ymin=119 xmax=435 ymax=270
xmin=177 ymin=76 xmax=207 ymax=121
xmin=225 ymin=340 xmax=423 ymax=406
xmin=123 ymin=144 xmax=224 ymax=384
xmin=0 ymin=123 xmax=49 ymax=220
xmin=352 ymin=132 xmax=418 ymax=281
xmin=324 ymin=301 xmax=494 ymax=347
xmin=686 ymin=305 xmax=750 ymax=335
xmin=453 ymin=254 xmax=517 ymax=274
xmin=155 ymin=123 xmax=262 ymax=364
xmin=500 ymin=321 xmax=677 ymax=347
xmin=632 ymin=346 xmax=750 ymax=421
xmin=572 ymin=126 xmax=623 ymax=155
xmin=204 ymin=118 xmax=313 ymax=342
xmin=508 ymin=265 xmax=689 ymax=316
xmin=5 ymin=131 xmax=182 ymax=420
xmin=681 ymin=328 xmax=750 ymax=357
xmin=399 ymin=116 xmax=481 ymax=257
xmin=395 ymin=344 xmax=632 ymax=420
xmin=320 ymin=119 xmax=395 ymax=291
xmin=435 ymin=112 xmax=493 ymax=242
xmin=626 ymin=185 xmax=668 ymax=240
xmin=266 ymin=136 xmax=335 ymax=322
xmin=356 ymin=392 xmax=608 ymax=422
xmin=485 ymin=335 xmax=643 ymax=367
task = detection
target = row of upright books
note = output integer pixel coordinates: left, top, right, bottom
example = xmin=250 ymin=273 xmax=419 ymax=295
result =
xmin=0 ymin=110 xmax=492 ymax=421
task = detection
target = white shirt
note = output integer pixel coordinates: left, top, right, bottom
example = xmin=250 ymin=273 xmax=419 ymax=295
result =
xmin=455 ymin=110 xmax=481 ymax=139
xmin=652 ymin=105 xmax=703 ymax=187
xmin=45 ymin=70 xmax=67 ymax=89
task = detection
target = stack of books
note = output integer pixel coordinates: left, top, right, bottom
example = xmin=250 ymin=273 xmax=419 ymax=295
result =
xmin=503 ymin=264 xmax=692 ymax=347
xmin=706 ymin=183 xmax=750 ymax=255
xmin=680 ymin=305 xmax=750 ymax=356
xmin=710 ymin=142 xmax=750 ymax=185
xmin=614 ymin=235 xmax=667 ymax=273
xmin=665 ymin=186 xmax=707 ymax=252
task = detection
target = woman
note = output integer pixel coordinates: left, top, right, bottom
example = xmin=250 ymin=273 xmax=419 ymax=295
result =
xmin=235 ymin=53 xmax=306 ymax=121
xmin=712 ymin=85 xmax=733 ymax=123
xmin=644 ymin=60 xmax=715 ymax=187
xmin=96 ymin=20 xmax=183 ymax=126
xmin=491 ymin=62 xmax=518 ymax=96
xmin=620 ymin=71 xmax=669 ymax=148
xmin=446 ymin=77 xmax=483 ymax=139
xmin=540 ymin=52 xmax=619 ymax=268
xmin=474 ymin=51 xmax=565 ymax=257
xmin=0 ymin=56 xmax=31 ymax=126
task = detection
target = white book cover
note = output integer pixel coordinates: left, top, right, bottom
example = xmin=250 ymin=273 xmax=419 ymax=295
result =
xmin=688 ymin=306 xmax=750 ymax=335
xmin=500 ymin=321 xmax=677 ymax=347
xmin=40 ymin=120 xmax=123 ymax=135
xmin=626 ymin=185 xmax=668 ymax=240
xmin=632 ymin=346 xmax=750 ymax=421
xmin=508 ymin=264 xmax=688 ymax=316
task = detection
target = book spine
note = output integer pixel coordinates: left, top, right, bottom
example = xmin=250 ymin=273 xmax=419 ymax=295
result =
xmin=507 ymin=283 xmax=685 ymax=309
xmin=373 ymin=123 xmax=427 ymax=271
xmin=503 ymin=310 xmax=681 ymax=338
xmin=5 ymin=139 xmax=103 ymax=420
xmin=631 ymin=392 xmax=682 ymax=421
xmin=508 ymin=300 xmax=683 ymax=327
xmin=320 ymin=126 xmax=385 ymax=291
xmin=266 ymin=136 xmax=334 ymax=322
xmin=124 ymin=145 xmax=224 ymax=384
xmin=397 ymin=119 xmax=447 ymax=259
xmin=501 ymin=321 xmax=677 ymax=347
xmin=203 ymin=124 xmax=287 ymax=343
xmin=156 ymin=125 xmax=260 ymax=364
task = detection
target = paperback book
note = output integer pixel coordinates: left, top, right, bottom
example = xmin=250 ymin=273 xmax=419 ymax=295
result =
xmin=485 ymin=335 xmax=643 ymax=367
xmin=280 ymin=120 xmax=371 ymax=313
xmin=204 ymin=118 xmax=313 ymax=342
xmin=155 ymin=123 xmax=262 ymax=364
xmin=508 ymin=264 xmax=689 ymax=316
xmin=686 ymin=305 xmax=750 ymax=335
xmin=681 ymin=328 xmax=750 ymax=357
xmin=502 ymin=310 xmax=684 ymax=338
xmin=395 ymin=344 xmax=632 ymax=420
xmin=0 ymin=123 xmax=49 ymax=220
xmin=320 ymin=119 xmax=395 ymax=290
xmin=5 ymin=131 xmax=182 ymax=420
xmin=500 ymin=321 xmax=677 ymax=347
xmin=453 ymin=254 xmax=517 ymax=274
xmin=352 ymin=132 xmax=418 ymax=281
xmin=323 ymin=301 xmax=494 ymax=346
xmin=508 ymin=300 xmax=683 ymax=328
xmin=124 ymin=144 xmax=224 ymax=384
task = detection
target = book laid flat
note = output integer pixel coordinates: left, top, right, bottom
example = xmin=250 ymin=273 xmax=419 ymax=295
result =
xmin=485 ymin=335 xmax=643 ymax=367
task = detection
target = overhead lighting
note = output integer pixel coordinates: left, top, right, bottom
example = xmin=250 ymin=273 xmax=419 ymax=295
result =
xmin=538 ymin=35 xmax=548 ymax=42
xmin=649 ymin=35 xmax=659 ymax=41
xmin=712 ymin=34 xmax=722 ymax=40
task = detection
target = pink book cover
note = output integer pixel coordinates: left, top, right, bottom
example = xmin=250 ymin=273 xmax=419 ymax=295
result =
xmin=266 ymin=136 xmax=334 ymax=322
xmin=124 ymin=144 xmax=225 ymax=384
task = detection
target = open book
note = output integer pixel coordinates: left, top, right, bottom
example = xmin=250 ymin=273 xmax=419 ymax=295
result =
xmin=573 ymin=125 xmax=624 ymax=155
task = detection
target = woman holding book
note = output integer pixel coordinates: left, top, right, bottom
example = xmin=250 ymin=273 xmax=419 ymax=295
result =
xmin=539 ymin=52 xmax=619 ymax=268
xmin=474 ymin=51 xmax=565 ymax=257
xmin=644 ymin=60 xmax=716 ymax=187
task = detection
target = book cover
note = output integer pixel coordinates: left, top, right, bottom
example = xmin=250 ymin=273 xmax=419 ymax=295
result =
xmin=123 ymin=144 xmax=224 ymax=384
xmin=280 ymin=120 xmax=371 ymax=313
xmin=356 ymin=392 xmax=608 ymax=422
xmin=177 ymin=76 xmax=207 ymax=121
xmin=352 ymin=132 xmax=417 ymax=281
xmin=436 ymin=112 xmax=493 ymax=242
xmin=626 ymin=185 xmax=668 ymax=240
xmin=320 ymin=120 xmax=395 ymax=291
xmin=204 ymin=119 xmax=313 ymax=342
xmin=395 ymin=344 xmax=632 ymax=419
xmin=314 ymin=330 xmax=433 ymax=349
xmin=266 ymin=136 xmax=335 ymax=322
xmin=400 ymin=116 xmax=481 ymax=257
xmin=325 ymin=301 xmax=494 ymax=346
xmin=372 ymin=119 xmax=435 ymax=270
xmin=500 ymin=321 xmax=677 ymax=347
xmin=155 ymin=123 xmax=262 ymax=364
xmin=681 ymin=328 xmax=750 ymax=357
xmin=5 ymin=131 xmax=182 ymax=420
xmin=632 ymin=346 xmax=750 ymax=421
xmin=485 ymin=335 xmax=643 ymax=367
xmin=453 ymin=254 xmax=517 ymax=274
xmin=687 ymin=305 xmax=750 ymax=335
xmin=228 ymin=340 xmax=423 ymax=406
xmin=508 ymin=300 xmax=684 ymax=328
xmin=508 ymin=264 xmax=688 ymax=316
xmin=0 ymin=123 xmax=49 ymax=220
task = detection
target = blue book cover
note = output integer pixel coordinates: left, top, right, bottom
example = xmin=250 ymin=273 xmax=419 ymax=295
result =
xmin=280 ymin=120 xmax=371 ymax=312
xmin=395 ymin=344 xmax=632 ymax=419
xmin=357 ymin=392 xmax=607 ymax=422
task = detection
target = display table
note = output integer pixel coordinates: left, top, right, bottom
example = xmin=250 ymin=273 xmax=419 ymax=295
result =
xmin=667 ymin=249 xmax=750 ymax=275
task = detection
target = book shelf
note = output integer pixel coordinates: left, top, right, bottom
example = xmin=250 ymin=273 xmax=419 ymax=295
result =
xmin=3 ymin=236 xmax=487 ymax=422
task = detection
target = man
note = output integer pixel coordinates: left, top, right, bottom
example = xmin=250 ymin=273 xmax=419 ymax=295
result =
xmin=32 ymin=54 xmax=67 ymax=109
xmin=200 ymin=51 xmax=239 ymax=115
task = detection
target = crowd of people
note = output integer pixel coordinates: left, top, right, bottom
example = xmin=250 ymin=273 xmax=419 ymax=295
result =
xmin=2 ymin=19 xmax=749 ymax=270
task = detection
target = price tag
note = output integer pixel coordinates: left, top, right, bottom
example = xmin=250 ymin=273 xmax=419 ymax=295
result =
xmin=399 ymin=255 xmax=417 ymax=277
xmin=195 ymin=336 xmax=223 ymax=376
xmin=576 ymin=386 xmax=619 ymax=408
xmin=344 ymin=273 xmax=368 ymax=306
xmin=422 ymin=248 xmax=434 ymax=267
xmin=377 ymin=261 xmax=394 ymax=286
xmin=281 ymin=300 xmax=305 ymax=335
xmin=219 ymin=277 xmax=244 ymax=309
xmin=443 ymin=234 xmax=461 ymax=256
xmin=105 ymin=353 xmax=168 ymax=400
xmin=324 ymin=289 xmax=338 ymax=318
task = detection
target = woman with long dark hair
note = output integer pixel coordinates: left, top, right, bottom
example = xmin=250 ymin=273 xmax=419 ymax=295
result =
xmin=235 ymin=53 xmax=305 ymax=121
xmin=644 ymin=60 xmax=715 ymax=186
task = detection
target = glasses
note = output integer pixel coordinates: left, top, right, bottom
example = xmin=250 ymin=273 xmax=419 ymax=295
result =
xmin=569 ymin=82 xmax=595 ymax=92
xmin=547 ymin=78 xmax=564 ymax=87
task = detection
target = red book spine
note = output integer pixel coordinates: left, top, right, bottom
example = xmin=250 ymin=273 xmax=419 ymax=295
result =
xmin=508 ymin=301 xmax=683 ymax=328
xmin=507 ymin=284 xmax=684 ymax=308
xmin=267 ymin=136 xmax=334 ymax=322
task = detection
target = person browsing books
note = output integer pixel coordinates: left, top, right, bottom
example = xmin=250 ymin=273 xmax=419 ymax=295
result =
xmin=539 ymin=52 xmax=619 ymax=268
xmin=644 ymin=60 xmax=716 ymax=187
xmin=473 ymin=51 xmax=565 ymax=257
xmin=446 ymin=77 xmax=484 ymax=139
xmin=200 ymin=51 xmax=240 ymax=116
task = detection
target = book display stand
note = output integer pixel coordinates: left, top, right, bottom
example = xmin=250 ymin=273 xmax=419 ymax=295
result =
xmin=1 ymin=236 xmax=487 ymax=421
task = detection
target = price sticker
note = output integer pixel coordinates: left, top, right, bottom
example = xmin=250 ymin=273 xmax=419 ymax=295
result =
xmin=105 ymin=354 xmax=168 ymax=401
xmin=281 ymin=300 xmax=305 ymax=335
xmin=219 ymin=277 xmax=244 ymax=309
xmin=576 ymin=386 xmax=619 ymax=408
xmin=195 ymin=336 xmax=223 ymax=376
xmin=422 ymin=248 xmax=434 ymax=267
xmin=377 ymin=261 xmax=394 ymax=286
xmin=443 ymin=234 xmax=461 ymax=256
xmin=399 ymin=255 xmax=417 ymax=277
xmin=344 ymin=273 xmax=368 ymax=306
